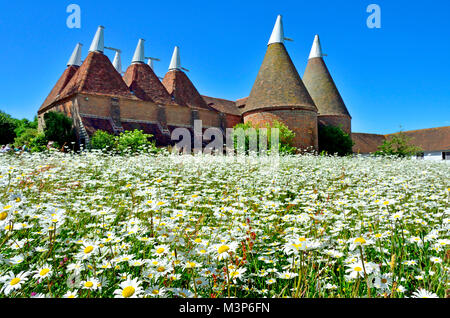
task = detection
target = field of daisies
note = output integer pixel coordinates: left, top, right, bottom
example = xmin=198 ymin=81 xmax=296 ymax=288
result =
xmin=0 ymin=151 xmax=448 ymax=298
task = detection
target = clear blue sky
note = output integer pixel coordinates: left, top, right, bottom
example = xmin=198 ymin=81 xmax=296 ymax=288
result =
xmin=0 ymin=0 xmax=449 ymax=134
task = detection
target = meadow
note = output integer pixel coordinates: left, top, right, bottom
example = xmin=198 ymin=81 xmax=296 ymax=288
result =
xmin=0 ymin=152 xmax=448 ymax=298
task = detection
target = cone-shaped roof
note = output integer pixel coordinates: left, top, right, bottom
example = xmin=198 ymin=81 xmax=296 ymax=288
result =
xmin=243 ymin=42 xmax=317 ymax=114
xmin=268 ymin=15 xmax=285 ymax=45
xmin=67 ymin=43 xmax=83 ymax=67
xmin=132 ymin=39 xmax=145 ymax=64
xmin=112 ymin=51 xmax=122 ymax=73
xmin=168 ymin=46 xmax=181 ymax=71
xmin=303 ymin=36 xmax=350 ymax=117
xmin=162 ymin=69 xmax=212 ymax=110
xmin=123 ymin=62 xmax=173 ymax=104
xmin=89 ymin=26 xmax=105 ymax=53
xmin=308 ymin=35 xmax=323 ymax=59
xmin=58 ymin=51 xmax=132 ymax=101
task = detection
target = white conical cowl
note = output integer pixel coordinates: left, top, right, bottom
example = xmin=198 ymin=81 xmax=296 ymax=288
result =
xmin=268 ymin=15 xmax=284 ymax=45
xmin=148 ymin=58 xmax=154 ymax=70
xmin=113 ymin=51 xmax=122 ymax=73
xmin=89 ymin=26 xmax=105 ymax=53
xmin=309 ymin=35 xmax=323 ymax=59
xmin=168 ymin=46 xmax=181 ymax=71
xmin=67 ymin=43 xmax=83 ymax=67
xmin=132 ymin=39 xmax=145 ymax=64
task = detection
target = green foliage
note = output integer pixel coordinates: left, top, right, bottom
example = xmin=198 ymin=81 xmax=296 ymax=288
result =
xmin=318 ymin=125 xmax=354 ymax=156
xmin=13 ymin=128 xmax=38 ymax=149
xmin=43 ymin=112 xmax=76 ymax=148
xmin=115 ymin=129 xmax=156 ymax=154
xmin=232 ymin=120 xmax=297 ymax=155
xmin=375 ymin=131 xmax=422 ymax=157
xmin=14 ymin=117 xmax=38 ymax=139
xmin=90 ymin=129 xmax=158 ymax=154
xmin=90 ymin=130 xmax=116 ymax=151
xmin=0 ymin=110 xmax=18 ymax=145
xmin=28 ymin=132 xmax=48 ymax=153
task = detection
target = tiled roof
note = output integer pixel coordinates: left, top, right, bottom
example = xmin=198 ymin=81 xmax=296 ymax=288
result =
xmin=162 ymin=70 xmax=213 ymax=111
xmin=235 ymin=97 xmax=248 ymax=109
xmin=201 ymin=95 xmax=241 ymax=116
xmin=352 ymin=133 xmax=386 ymax=154
xmin=243 ymin=43 xmax=317 ymax=114
xmin=123 ymin=63 xmax=173 ymax=104
xmin=39 ymin=65 xmax=79 ymax=114
xmin=388 ymin=126 xmax=450 ymax=152
xmin=58 ymin=51 xmax=132 ymax=101
xmin=303 ymin=57 xmax=351 ymax=117
xmin=353 ymin=126 xmax=450 ymax=154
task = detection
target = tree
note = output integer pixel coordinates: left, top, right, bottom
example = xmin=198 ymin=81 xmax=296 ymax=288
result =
xmin=375 ymin=131 xmax=422 ymax=157
xmin=43 ymin=112 xmax=76 ymax=148
xmin=318 ymin=125 xmax=354 ymax=156
xmin=0 ymin=110 xmax=18 ymax=145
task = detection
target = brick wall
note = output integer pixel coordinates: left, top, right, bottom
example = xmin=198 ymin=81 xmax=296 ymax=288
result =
xmin=244 ymin=109 xmax=318 ymax=150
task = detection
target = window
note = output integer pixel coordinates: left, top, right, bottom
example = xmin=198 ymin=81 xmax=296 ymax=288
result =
xmin=443 ymin=152 xmax=450 ymax=160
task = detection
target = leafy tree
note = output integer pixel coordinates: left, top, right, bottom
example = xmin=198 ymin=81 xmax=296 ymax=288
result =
xmin=14 ymin=116 xmax=38 ymax=139
xmin=318 ymin=125 xmax=354 ymax=156
xmin=90 ymin=130 xmax=116 ymax=151
xmin=233 ymin=120 xmax=297 ymax=155
xmin=375 ymin=131 xmax=422 ymax=157
xmin=43 ymin=112 xmax=76 ymax=148
xmin=0 ymin=110 xmax=18 ymax=145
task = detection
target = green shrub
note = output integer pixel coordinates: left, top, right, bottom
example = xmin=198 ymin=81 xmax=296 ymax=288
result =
xmin=318 ymin=125 xmax=354 ymax=156
xmin=43 ymin=112 xmax=76 ymax=148
xmin=90 ymin=130 xmax=116 ymax=151
xmin=374 ymin=131 xmax=422 ymax=157
xmin=0 ymin=110 xmax=18 ymax=145
xmin=28 ymin=133 xmax=48 ymax=153
xmin=14 ymin=128 xmax=38 ymax=149
xmin=232 ymin=120 xmax=297 ymax=155
xmin=115 ymin=130 xmax=156 ymax=154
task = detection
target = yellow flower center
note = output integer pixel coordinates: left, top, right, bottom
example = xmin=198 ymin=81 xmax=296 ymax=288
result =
xmin=122 ymin=286 xmax=136 ymax=298
xmin=354 ymin=267 xmax=363 ymax=272
xmin=156 ymin=248 xmax=165 ymax=254
xmin=40 ymin=268 xmax=50 ymax=276
xmin=218 ymin=245 xmax=230 ymax=254
xmin=354 ymin=237 xmax=366 ymax=244
xmin=84 ymin=246 xmax=94 ymax=254
xmin=3 ymin=205 xmax=12 ymax=210
xmin=10 ymin=278 xmax=20 ymax=286
xmin=85 ymin=282 xmax=94 ymax=288
xmin=157 ymin=266 xmax=166 ymax=272
xmin=0 ymin=212 xmax=8 ymax=221
xmin=152 ymin=290 xmax=159 ymax=295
